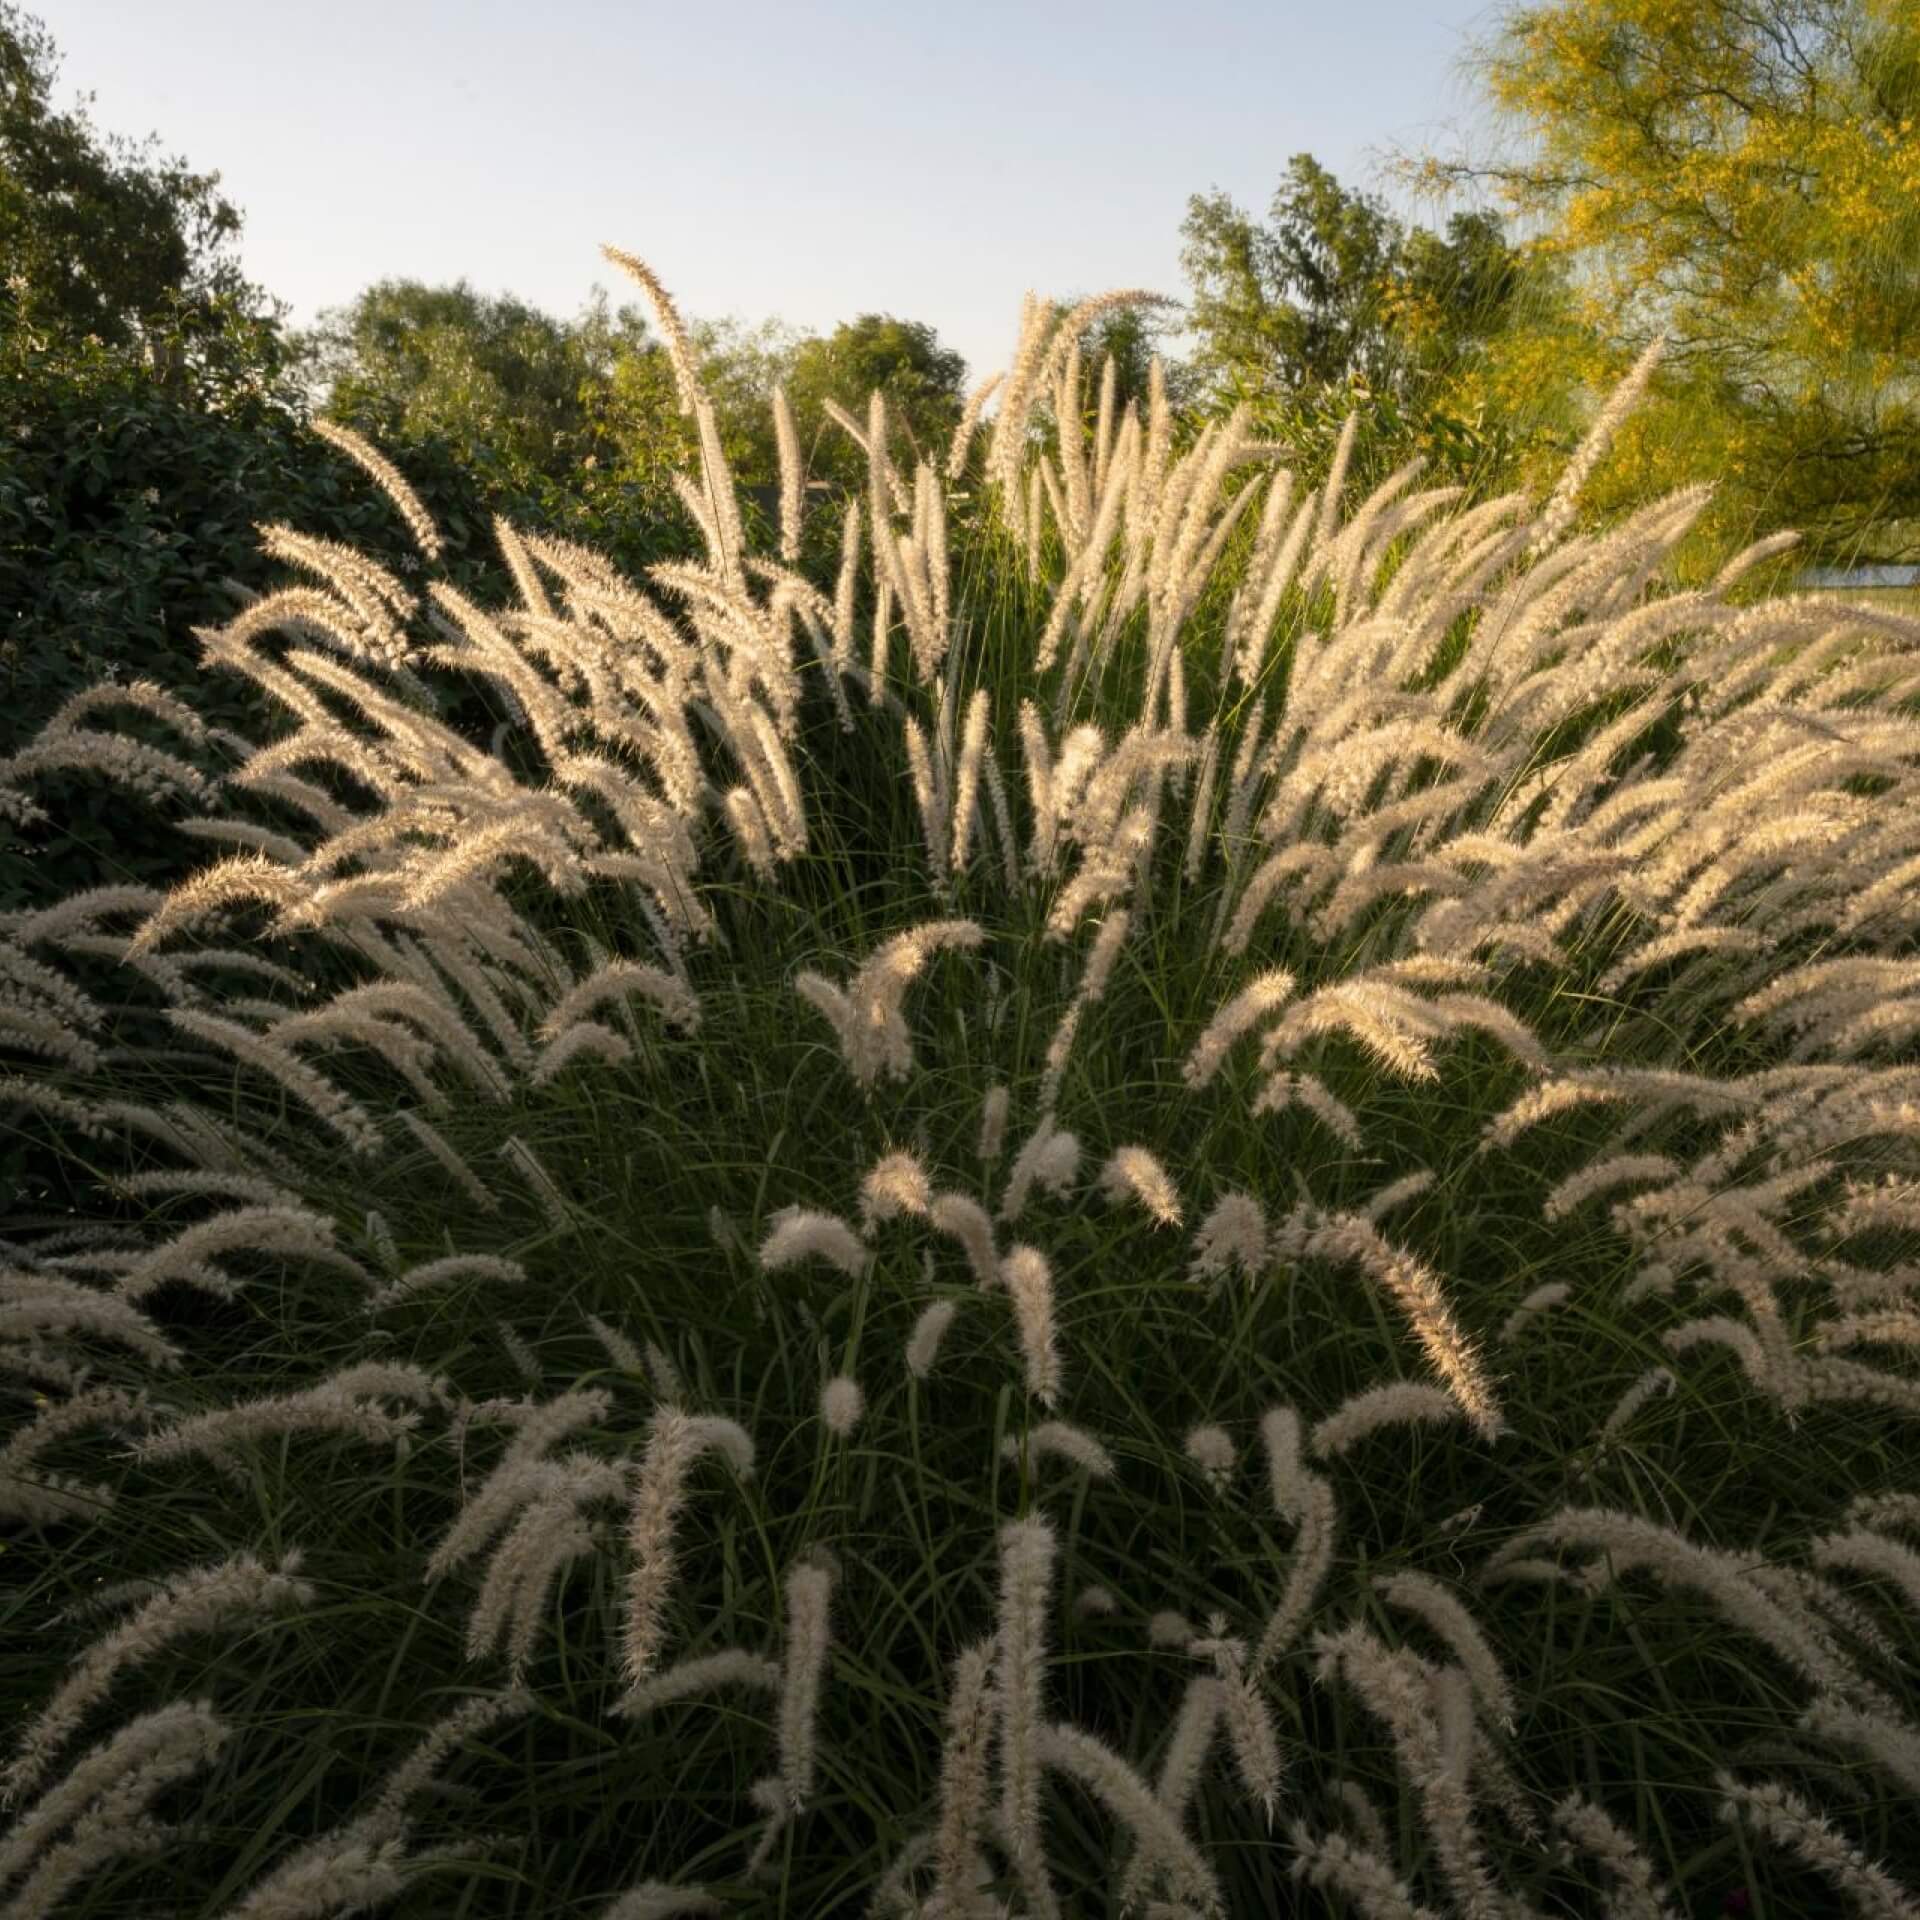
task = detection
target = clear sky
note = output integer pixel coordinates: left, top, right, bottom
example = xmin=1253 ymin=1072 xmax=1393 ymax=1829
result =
xmin=49 ymin=0 xmax=1500 ymax=384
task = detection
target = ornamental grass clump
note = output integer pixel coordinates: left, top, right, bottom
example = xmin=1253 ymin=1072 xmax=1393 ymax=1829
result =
xmin=3 ymin=246 xmax=1920 ymax=1917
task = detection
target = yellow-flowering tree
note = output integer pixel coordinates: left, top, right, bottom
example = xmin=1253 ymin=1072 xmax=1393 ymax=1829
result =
xmin=1439 ymin=0 xmax=1920 ymax=565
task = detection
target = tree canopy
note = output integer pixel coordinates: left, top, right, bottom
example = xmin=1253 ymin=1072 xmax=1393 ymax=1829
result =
xmin=779 ymin=313 xmax=968 ymax=489
xmin=0 ymin=1 xmax=269 ymax=358
xmin=301 ymin=287 xmax=969 ymax=544
xmin=1182 ymin=157 xmax=1532 ymax=395
xmin=1177 ymin=154 xmax=1556 ymax=488
xmin=1442 ymin=0 xmax=1920 ymax=561
xmin=300 ymin=280 xmax=659 ymax=484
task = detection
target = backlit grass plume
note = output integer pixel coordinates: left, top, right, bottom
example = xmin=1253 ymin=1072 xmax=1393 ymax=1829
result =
xmin=4 ymin=247 xmax=1920 ymax=1918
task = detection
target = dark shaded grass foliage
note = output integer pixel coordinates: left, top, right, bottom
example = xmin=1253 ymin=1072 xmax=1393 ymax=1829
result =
xmin=4 ymin=491 xmax=1918 ymax=1919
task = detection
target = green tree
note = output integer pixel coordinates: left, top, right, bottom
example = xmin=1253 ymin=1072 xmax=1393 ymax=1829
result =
xmin=301 ymin=280 xmax=655 ymax=486
xmin=1178 ymin=154 xmax=1553 ymax=489
xmin=687 ymin=312 xmax=807 ymax=486
xmin=299 ymin=280 xmax=736 ymax=576
xmin=0 ymin=1 xmax=270 ymax=361
xmin=1182 ymin=156 xmax=1405 ymax=397
xmin=302 ymin=287 xmax=897 ymax=551
xmin=1181 ymin=158 xmax=1526 ymax=396
xmin=783 ymin=313 xmax=967 ymax=484
xmin=1074 ymin=304 xmax=1199 ymax=420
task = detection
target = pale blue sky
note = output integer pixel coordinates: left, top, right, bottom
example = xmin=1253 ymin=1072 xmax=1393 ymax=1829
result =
xmin=51 ymin=0 xmax=1500 ymax=382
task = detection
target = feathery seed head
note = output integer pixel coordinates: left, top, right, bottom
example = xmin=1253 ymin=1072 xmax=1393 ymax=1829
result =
xmin=819 ymin=1374 xmax=865 ymax=1438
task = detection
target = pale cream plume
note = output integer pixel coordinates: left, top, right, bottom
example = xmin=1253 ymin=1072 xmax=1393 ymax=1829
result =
xmin=1098 ymin=1145 xmax=1182 ymax=1227
xmin=1717 ymin=1773 xmax=1919 ymax=1920
xmin=1001 ymin=1244 xmax=1062 ymax=1405
xmin=311 ymin=418 xmax=443 ymax=560
xmin=995 ymin=1516 xmax=1057 ymax=1911
xmin=820 ymin=1375 xmax=865 ymax=1437
xmin=759 ymin=1207 xmax=870 ymax=1278
xmin=1255 ymin=1409 xmax=1338 ymax=1671
xmin=927 ymin=1640 xmax=998 ymax=1920
xmin=616 ymin=1650 xmax=781 ymax=1721
xmin=905 ymin=1300 xmax=960 ymax=1379
xmin=859 ymin=1150 xmax=932 ymax=1230
xmin=777 ymin=1562 xmax=834 ymax=1809
xmin=620 ymin=1408 xmax=755 ymax=1690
